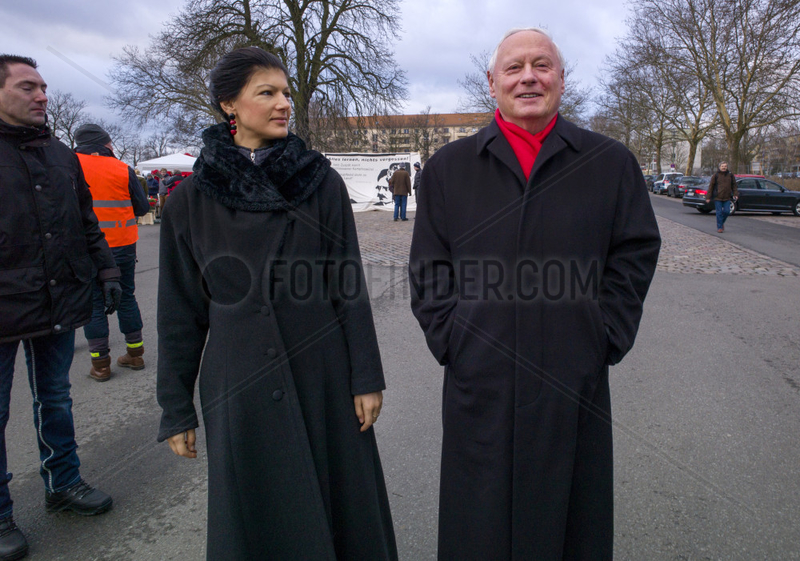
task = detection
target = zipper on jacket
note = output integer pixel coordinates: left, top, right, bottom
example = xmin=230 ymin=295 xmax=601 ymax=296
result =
xmin=250 ymin=149 xmax=255 ymax=163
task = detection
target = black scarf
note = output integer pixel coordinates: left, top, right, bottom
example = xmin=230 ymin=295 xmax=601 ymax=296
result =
xmin=192 ymin=122 xmax=330 ymax=212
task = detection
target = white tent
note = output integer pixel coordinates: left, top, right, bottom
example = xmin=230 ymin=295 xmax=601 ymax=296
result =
xmin=138 ymin=153 xmax=197 ymax=173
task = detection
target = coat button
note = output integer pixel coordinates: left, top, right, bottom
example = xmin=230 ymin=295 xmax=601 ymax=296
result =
xmin=35 ymin=185 xmax=42 ymax=191
xmin=44 ymin=233 xmax=52 ymax=240
xmin=272 ymin=390 xmax=284 ymax=401
xmin=53 ymin=324 xmax=61 ymax=331
xmin=49 ymin=279 xmax=57 ymax=286
xmin=260 ymin=305 xmax=270 ymax=316
xmin=267 ymin=348 xmax=277 ymax=358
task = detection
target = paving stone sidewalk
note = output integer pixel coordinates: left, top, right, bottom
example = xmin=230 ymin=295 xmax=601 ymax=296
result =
xmin=353 ymin=210 xmax=800 ymax=276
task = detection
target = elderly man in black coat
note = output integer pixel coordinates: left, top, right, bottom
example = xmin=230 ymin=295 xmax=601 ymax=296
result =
xmin=409 ymin=28 xmax=661 ymax=560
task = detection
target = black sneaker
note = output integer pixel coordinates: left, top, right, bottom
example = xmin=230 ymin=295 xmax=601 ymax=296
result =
xmin=45 ymin=479 xmax=113 ymax=516
xmin=0 ymin=516 xmax=28 ymax=561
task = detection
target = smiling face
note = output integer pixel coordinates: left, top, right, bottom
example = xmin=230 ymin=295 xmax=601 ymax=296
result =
xmin=488 ymin=30 xmax=564 ymax=134
xmin=220 ymin=67 xmax=292 ymax=149
xmin=0 ymin=63 xmax=48 ymax=127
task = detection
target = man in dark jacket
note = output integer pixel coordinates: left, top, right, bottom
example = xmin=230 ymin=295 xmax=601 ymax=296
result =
xmin=146 ymin=170 xmax=160 ymax=197
xmin=0 ymin=55 xmax=121 ymax=559
xmin=388 ymin=163 xmax=412 ymax=221
xmin=409 ymin=28 xmax=661 ymax=560
xmin=75 ymin=124 xmax=151 ymax=381
xmin=705 ymin=161 xmax=738 ymax=233
xmin=412 ymin=161 xmax=422 ymax=197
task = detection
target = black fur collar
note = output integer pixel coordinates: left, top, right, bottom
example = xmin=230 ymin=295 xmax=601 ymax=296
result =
xmin=192 ymin=122 xmax=330 ymax=211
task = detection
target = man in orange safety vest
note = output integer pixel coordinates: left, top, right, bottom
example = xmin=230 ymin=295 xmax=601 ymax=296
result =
xmin=75 ymin=124 xmax=151 ymax=381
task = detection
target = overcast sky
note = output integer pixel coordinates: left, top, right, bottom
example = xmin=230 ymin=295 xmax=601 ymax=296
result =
xmin=0 ymin=0 xmax=631 ymax=127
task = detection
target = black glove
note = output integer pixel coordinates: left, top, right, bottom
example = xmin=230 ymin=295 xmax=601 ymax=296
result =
xmin=102 ymin=281 xmax=122 ymax=315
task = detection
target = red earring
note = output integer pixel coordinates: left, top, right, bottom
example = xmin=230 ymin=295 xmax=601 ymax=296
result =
xmin=228 ymin=113 xmax=237 ymax=136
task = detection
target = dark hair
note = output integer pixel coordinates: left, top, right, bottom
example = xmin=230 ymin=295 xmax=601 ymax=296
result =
xmin=209 ymin=47 xmax=288 ymax=119
xmin=0 ymin=55 xmax=38 ymax=88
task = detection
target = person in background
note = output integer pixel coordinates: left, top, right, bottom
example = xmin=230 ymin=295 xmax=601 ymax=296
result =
xmin=705 ymin=161 xmax=738 ymax=233
xmin=412 ymin=162 xmax=422 ymax=198
xmin=163 ymin=169 xmax=184 ymax=195
xmin=389 ymin=162 xmax=411 ymax=221
xmin=74 ymin=123 xmax=150 ymax=382
xmin=146 ymin=170 xmax=160 ymax=198
xmin=134 ymin=168 xmax=147 ymax=196
xmin=0 ymin=54 xmax=120 ymax=560
xmin=157 ymin=168 xmax=169 ymax=216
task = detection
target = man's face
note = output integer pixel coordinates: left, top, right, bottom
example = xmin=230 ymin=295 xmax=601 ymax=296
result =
xmin=719 ymin=163 xmax=728 ymax=172
xmin=0 ymin=63 xmax=48 ymax=127
xmin=488 ymin=31 xmax=565 ymax=134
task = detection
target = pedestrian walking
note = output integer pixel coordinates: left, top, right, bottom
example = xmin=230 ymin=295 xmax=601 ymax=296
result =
xmin=75 ymin=123 xmax=151 ymax=381
xmin=409 ymin=28 xmax=661 ymax=559
xmin=706 ymin=161 xmax=738 ymax=233
xmin=156 ymin=47 xmax=397 ymax=560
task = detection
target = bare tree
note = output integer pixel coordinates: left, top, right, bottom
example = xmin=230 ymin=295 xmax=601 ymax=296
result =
xmin=457 ymin=50 xmax=591 ymax=125
xmin=408 ymin=106 xmax=445 ymax=162
xmin=109 ymin=0 xmax=407 ymax=149
xmin=456 ymin=51 xmax=497 ymax=114
xmin=636 ymin=0 xmax=800 ymax=173
xmin=46 ymin=90 xmax=88 ymax=148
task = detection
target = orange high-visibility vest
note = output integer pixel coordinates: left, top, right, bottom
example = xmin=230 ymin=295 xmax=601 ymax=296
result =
xmin=77 ymin=153 xmax=138 ymax=247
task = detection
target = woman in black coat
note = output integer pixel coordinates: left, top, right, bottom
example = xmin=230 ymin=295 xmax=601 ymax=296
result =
xmin=156 ymin=47 xmax=397 ymax=560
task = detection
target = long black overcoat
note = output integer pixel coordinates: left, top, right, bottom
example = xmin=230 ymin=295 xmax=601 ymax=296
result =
xmin=156 ymin=126 xmax=397 ymax=560
xmin=409 ymin=116 xmax=661 ymax=560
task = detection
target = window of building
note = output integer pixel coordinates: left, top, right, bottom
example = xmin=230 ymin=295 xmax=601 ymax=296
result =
xmin=403 ymin=129 xmax=409 ymax=134
xmin=459 ymin=127 xmax=466 ymax=133
xmin=372 ymin=133 xmax=378 ymax=141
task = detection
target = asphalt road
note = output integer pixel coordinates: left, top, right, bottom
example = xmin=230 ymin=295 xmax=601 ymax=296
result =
xmin=649 ymin=192 xmax=800 ymax=267
xmin=4 ymin=200 xmax=800 ymax=559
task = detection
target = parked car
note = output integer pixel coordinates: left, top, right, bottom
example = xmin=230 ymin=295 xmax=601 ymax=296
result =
xmin=682 ymin=175 xmax=800 ymax=216
xmin=643 ymin=174 xmax=656 ymax=191
xmin=652 ymin=172 xmax=684 ymax=195
xmin=668 ymin=176 xmax=706 ymax=198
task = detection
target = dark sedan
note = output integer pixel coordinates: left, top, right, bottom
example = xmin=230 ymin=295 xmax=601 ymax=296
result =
xmin=682 ymin=176 xmax=800 ymax=216
xmin=668 ymin=176 xmax=707 ymax=198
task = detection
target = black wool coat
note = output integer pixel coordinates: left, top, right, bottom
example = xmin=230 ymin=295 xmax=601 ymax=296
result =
xmin=409 ymin=116 xmax=661 ymax=560
xmin=157 ymin=124 xmax=397 ymax=560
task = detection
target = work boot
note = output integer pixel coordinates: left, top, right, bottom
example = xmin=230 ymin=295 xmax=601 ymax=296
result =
xmin=117 ymin=345 xmax=144 ymax=370
xmin=0 ymin=516 xmax=28 ymax=561
xmin=45 ymin=479 xmax=112 ymax=516
xmin=89 ymin=356 xmax=112 ymax=382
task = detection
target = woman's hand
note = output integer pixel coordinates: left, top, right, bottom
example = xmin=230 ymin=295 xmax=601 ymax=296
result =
xmin=354 ymin=392 xmax=383 ymax=432
xmin=167 ymin=429 xmax=197 ymax=458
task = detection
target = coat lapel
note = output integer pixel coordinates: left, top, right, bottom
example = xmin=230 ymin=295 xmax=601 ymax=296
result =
xmin=528 ymin=115 xmax=582 ymax=190
xmin=478 ymin=120 xmax=527 ymax=189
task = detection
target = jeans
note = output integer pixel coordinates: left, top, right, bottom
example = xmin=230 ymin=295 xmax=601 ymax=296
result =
xmin=715 ymin=200 xmax=731 ymax=230
xmin=83 ymin=244 xmax=143 ymax=356
xmin=393 ymin=195 xmax=408 ymax=220
xmin=0 ymin=331 xmax=82 ymax=517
